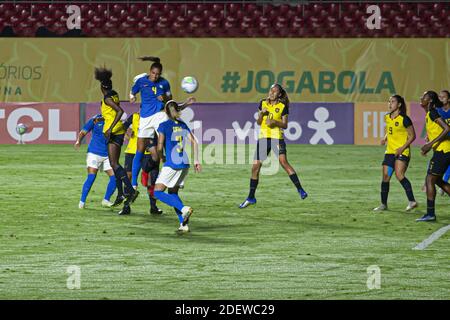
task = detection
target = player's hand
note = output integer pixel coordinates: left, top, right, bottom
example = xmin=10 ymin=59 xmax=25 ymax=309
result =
xmin=380 ymin=138 xmax=386 ymax=145
xmin=157 ymin=95 xmax=164 ymax=102
xmin=194 ymin=162 xmax=202 ymax=173
xmin=395 ymin=148 xmax=404 ymax=157
xmin=104 ymin=129 xmax=112 ymax=142
xmin=74 ymin=140 xmax=81 ymax=150
xmin=260 ymin=107 xmax=269 ymax=116
xmin=129 ymin=93 xmax=136 ymax=103
xmin=186 ymin=96 xmax=196 ymax=105
xmin=421 ymin=143 xmax=432 ymax=155
xmin=265 ymin=118 xmax=274 ymax=127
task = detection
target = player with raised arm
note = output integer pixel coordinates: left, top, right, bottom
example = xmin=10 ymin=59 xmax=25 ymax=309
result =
xmin=74 ymin=114 xmax=116 ymax=209
xmin=95 ymin=67 xmax=138 ymax=215
xmin=128 ymin=57 xmax=172 ymax=191
xmin=373 ymin=95 xmax=418 ymax=212
xmin=239 ymin=83 xmax=307 ymax=209
xmin=416 ymin=91 xmax=450 ymax=222
xmin=153 ymin=99 xmax=200 ymax=233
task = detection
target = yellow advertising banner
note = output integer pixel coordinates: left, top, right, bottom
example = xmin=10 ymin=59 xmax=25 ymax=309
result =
xmin=0 ymin=38 xmax=448 ymax=103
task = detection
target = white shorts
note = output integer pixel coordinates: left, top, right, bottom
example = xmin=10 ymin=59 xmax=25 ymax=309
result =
xmin=86 ymin=152 xmax=112 ymax=171
xmin=137 ymin=111 xmax=168 ymax=139
xmin=155 ymin=167 xmax=189 ymax=188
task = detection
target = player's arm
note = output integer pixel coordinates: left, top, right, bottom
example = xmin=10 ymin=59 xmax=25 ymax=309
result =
xmin=421 ymin=117 xmax=450 ymax=155
xmin=256 ymin=100 xmax=267 ymax=126
xmin=396 ymin=118 xmax=416 ymax=156
xmin=122 ymin=114 xmax=134 ymax=139
xmin=266 ymin=115 xmax=288 ymax=129
xmin=187 ymin=131 xmax=201 ymax=173
xmin=104 ymin=97 xmax=124 ymax=140
xmin=157 ymin=132 xmax=166 ymax=163
xmin=176 ymin=97 xmax=196 ymax=111
xmin=74 ymin=130 xmax=87 ymax=150
xmin=129 ymin=79 xmax=141 ymax=103
xmin=75 ymin=119 xmax=93 ymax=149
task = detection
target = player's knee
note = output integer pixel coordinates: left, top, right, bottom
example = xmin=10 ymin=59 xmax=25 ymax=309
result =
xmin=395 ymin=172 xmax=404 ymax=181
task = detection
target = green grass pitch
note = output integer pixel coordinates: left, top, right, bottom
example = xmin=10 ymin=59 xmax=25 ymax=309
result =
xmin=0 ymin=144 xmax=448 ymax=299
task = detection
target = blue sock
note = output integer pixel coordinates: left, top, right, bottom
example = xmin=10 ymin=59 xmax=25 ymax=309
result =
xmin=154 ymin=191 xmax=184 ymax=212
xmin=173 ymin=195 xmax=184 ymax=224
xmin=176 ymin=211 xmax=183 ymax=224
xmin=81 ymin=173 xmax=96 ymax=202
xmin=443 ymin=166 xmax=450 ymax=183
xmin=131 ymin=151 xmax=144 ymax=187
xmin=168 ymin=191 xmax=184 ymax=223
xmin=104 ymin=175 xmax=116 ymax=201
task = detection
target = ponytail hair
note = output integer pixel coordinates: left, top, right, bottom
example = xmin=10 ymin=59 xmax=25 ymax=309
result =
xmin=392 ymin=94 xmax=407 ymax=115
xmin=425 ymin=90 xmax=443 ymax=109
xmin=94 ymin=67 xmax=113 ymax=90
xmin=138 ymin=56 xmax=163 ymax=72
xmin=164 ymin=100 xmax=180 ymax=120
xmin=271 ymin=83 xmax=289 ymax=107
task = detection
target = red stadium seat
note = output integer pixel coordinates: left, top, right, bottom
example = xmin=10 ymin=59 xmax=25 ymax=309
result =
xmin=0 ymin=2 xmax=447 ymax=38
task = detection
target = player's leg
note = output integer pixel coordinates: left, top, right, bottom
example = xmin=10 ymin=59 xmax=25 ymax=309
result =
xmin=374 ymin=155 xmax=394 ymax=211
xmin=239 ymin=139 xmax=269 ymax=208
xmin=101 ymin=162 xmax=116 ymax=207
xmin=131 ymin=137 xmax=147 ymax=188
xmin=144 ymin=155 xmax=162 ymax=214
xmin=416 ymin=174 xmax=438 ymax=222
xmin=108 ymin=137 xmax=138 ymax=215
xmin=124 ymin=153 xmax=134 ymax=182
xmin=435 ymin=155 xmax=450 ymax=196
xmin=80 ymin=159 xmax=98 ymax=209
xmin=277 ymin=139 xmax=307 ymax=199
xmin=168 ymin=186 xmax=184 ymax=224
xmin=153 ymin=167 xmax=192 ymax=224
xmin=439 ymin=165 xmax=450 ymax=196
xmin=394 ymin=157 xmax=417 ymax=211
xmin=416 ymin=153 xmax=446 ymax=222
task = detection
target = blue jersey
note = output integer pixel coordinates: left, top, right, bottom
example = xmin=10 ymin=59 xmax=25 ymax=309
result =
xmin=437 ymin=107 xmax=450 ymax=137
xmin=131 ymin=76 xmax=171 ymax=118
xmin=82 ymin=114 xmax=108 ymax=157
xmin=157 ymin=119 xmax=191 ymax=170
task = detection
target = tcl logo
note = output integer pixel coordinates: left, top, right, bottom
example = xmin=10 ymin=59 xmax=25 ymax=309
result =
xmin=0 ymin=103 xmax=79 ymax=144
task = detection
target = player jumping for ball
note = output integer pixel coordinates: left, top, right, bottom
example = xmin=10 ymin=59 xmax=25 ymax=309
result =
xmin=95 ymin=66 xmax=138 ymax=215
xmin=239 ymin=83 xmax=307 ymax=209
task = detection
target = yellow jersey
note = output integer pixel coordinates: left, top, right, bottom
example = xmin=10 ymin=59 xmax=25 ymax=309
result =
xmin=258 ymin=99 xmax=289 ymax=139
xmin=101 ymin=90 xmax=125 ymax=135
xmin=425 ymin=108 xmax=450 ymax=153
xmin=385 ymin=113 xmax=413 ymax=157
xmin=124 ymin=113 xmax=151 ymax=155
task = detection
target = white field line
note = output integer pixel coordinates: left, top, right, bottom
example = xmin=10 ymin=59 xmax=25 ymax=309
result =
xmin=413 ymin=224 xmax=450 ymax=250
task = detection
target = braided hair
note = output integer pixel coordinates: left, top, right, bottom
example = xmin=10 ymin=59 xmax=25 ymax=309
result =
xmin=94 ymin=67 xmax=113 ymax=90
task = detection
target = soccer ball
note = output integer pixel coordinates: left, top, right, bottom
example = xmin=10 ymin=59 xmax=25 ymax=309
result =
xmin=181 ymin=76 xmax=198 ymax=94
xmin=16 ymin=123 xmax=27 ymax=135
